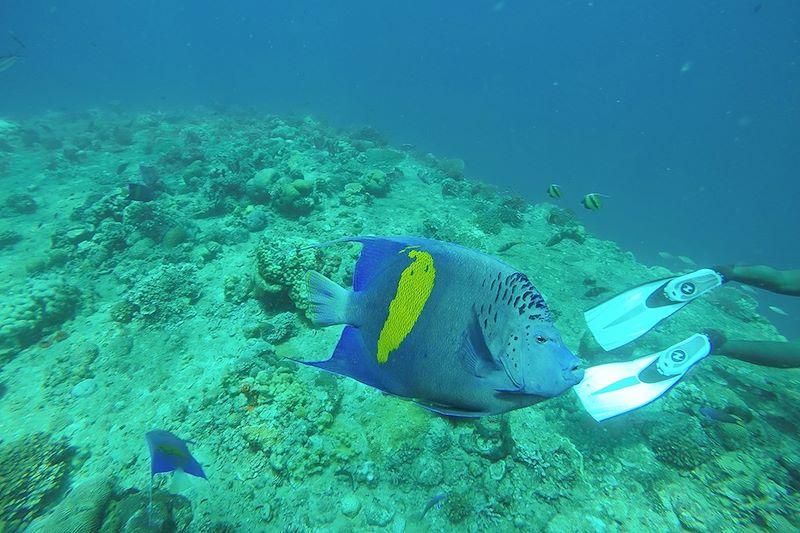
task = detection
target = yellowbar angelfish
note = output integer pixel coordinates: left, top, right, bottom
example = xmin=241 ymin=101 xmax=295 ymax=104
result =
xmin=296 ymin=236 xmax=583 ymax=417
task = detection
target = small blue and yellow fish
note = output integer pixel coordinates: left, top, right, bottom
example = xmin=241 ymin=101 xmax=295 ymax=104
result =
xmin=547 ymin=183 xmax=562 ymax=199
xmin=0 ymin=54 xmax=19 ymax=73
xmin=146 ymin=429 xmax=207 ymax=480
xmin=296 ymin=236 xmax=583 ymax=417
xmin=581 ymin=192 xmax=610 ymax=210
xmin=699 ymin=407 xmax=745 ymax=426
xmin=145 ymin=429 xmax=206 ymax=525
xmin=421 ymin=492 xmax=448 ymax=518
xmin=128 ymin=182 xmax=157 ymax=202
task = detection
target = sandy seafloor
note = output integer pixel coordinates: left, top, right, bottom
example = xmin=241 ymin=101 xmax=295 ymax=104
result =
xmin=0 ymin=108 xmax=798 ymax=533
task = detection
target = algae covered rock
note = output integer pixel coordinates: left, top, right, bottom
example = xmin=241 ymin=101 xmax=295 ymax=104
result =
xmin=339 ymin=494 xmax=361 ymax=518
xmin=245 ymin=167 xmax=279 ymax=203
xmin=246 ymin=166 xmax=317 ymax=217
xmin=0 ymin=433 xmax=73 ymax=529
xmin=4 ymin=193 xmax=38 ymax=214
xmin=98 ymin=488 xmax=193 ymax=532
xmin=122 ymin=201 xmax=178 ymax=242
xmin=364 ymin=498 xmax=395 ymax=527
xmin=242 ymin=311 xmax=296 ymax=343
xmin=0 ymin=229 xmax=22 ymax=250
xmin=274 ymin=177 xmax=315 ymax=216
xmin=363 ymin=147 xmax=405 ymax=169
xmin=0 ymin=276 xmax=81 ymax=360
xmin=340 ymin=181 xmax=369 ymax=207
xmin=459 ymin=416 xmax=512 ymax=461
xmin=644 ymin=413 xmax=719 ymax=470
xmin=253 ymin=235 xmax=342 ymax=313
xmin=361 ymin=168 xmax=391 ymax=196
xmin=660 ymin=482 xmax=725 ymax=531
xmin=27 ymin=477 xmax=113 ymax=533
xmin=510 ymin=413 xmax=586 ymax=501
xmin=123 ymin=263 xmax=201 ymax=322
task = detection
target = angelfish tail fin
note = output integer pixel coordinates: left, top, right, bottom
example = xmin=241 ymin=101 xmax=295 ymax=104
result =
xmin=307 ymin=270 xmax=350 ymax=326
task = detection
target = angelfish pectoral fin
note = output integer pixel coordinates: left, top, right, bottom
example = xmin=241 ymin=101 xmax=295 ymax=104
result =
xmin=414 ymin=401 xmax=488 ymax=418
xmin=460 ymin=312 xmax=504 ymax=378
xmin=494 ymin=386 xmax=526 ymax=394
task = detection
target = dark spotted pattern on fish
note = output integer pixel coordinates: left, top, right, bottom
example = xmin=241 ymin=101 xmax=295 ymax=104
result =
xmin=480 ymin=271 xmax=551 ymax=326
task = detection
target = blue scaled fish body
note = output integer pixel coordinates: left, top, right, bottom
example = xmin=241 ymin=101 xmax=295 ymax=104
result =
xmin=297 ymin=236 xmax=583 ymax=417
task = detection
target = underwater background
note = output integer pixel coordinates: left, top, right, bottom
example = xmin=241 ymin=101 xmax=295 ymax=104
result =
xmin=1 ymin=1 xmax=799 ymax=532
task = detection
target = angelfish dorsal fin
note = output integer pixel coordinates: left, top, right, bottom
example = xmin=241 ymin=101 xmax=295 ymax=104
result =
xmin=349 ymin=237 xmax=414 ymax=291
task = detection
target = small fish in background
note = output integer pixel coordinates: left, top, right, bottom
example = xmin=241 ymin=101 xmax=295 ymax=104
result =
xmin=581 ymin=193 xmax=608 ymax=210
xmin=768 ymin=305 xmax=789 ymax=317
xmin=496 ymin=241 xmax=524 ymax=254
xmin=584 ymin=286 xmax=611 ymax=299
xmin=699 ymin=407 xmax=745 ymax=426
xmin=9 ymin=32 xmax=26 ymax=50
xmin=738 ymin=283 xmax=757 ymax=294
xmin=677 ymin=255 xmax=697 ymax=266
xmin=146 ymin=429 xmax=207 ymax=524
xmin=146 ymin=429 xmax=207 ymax=481
xmin=420 ymin=492 xmax=448 ymax=518
xmin=546 ymin=183 xmax=562 ymax=199
xmin=753 ymin=3 xmax=762 ymax=13
xmin=128 ymin=182 xmax=156 ymax=202
xmin=0 ymin=32 xmax=25 ymax=74
xmin=657 ymin=251 xmax=674 ymax=261
xmin=0 ymin=54 xmax=18 ymax=73
xmin=680 ymin=61 xmax=693 ymax=74
xmin=116 ymin=162 xmax=130 ymax=175
xmin=138 ymin=164 xmax=161 ymax=187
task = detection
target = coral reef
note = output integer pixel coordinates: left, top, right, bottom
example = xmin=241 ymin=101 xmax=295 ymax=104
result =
xmin=644 ymin=414 xmax=719 ymax=470
xmin=0 ymin=276 xmax=81 ymax=360
xmin=120 ymin=263 xmax=201 ymax=322
xmin=0 ymin=433 xmax=73 ymax=530
xmin=4 ymin=193 xmax=38 ymax=214
xmin=253 ymin=235 xmax=344 ymax=313
xmin=98 ymin=489 xmax=193 ymax=532
xmin=0 ymin=108 xmax=794 ymax=532
xmin=28 ymin=477 xmax=113 ymax=533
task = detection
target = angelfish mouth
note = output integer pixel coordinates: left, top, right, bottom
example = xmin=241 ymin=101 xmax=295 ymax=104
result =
xmin=566 ymin=364 xmax=585 ymax=384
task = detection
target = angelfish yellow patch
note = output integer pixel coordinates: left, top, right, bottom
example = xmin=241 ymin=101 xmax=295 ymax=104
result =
xmin=376 ymin=248 xmax=436 ymax=363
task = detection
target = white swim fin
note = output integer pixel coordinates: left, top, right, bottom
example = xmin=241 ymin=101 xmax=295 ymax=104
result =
xmin=574 ymin=334 xmax=711 ymax=422
xmin=585 ymin=269 xmax=723 ymax=351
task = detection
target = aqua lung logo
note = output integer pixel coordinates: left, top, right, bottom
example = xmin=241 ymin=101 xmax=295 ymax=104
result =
xmin=670 ymin=349 xmax=687 ymax=363
xmin=680 ymin=283 xmax=696 ymax=296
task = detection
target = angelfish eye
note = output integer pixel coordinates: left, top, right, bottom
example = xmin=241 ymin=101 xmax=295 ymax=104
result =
xmin=535 ymin=335 xmax=547 ymax=344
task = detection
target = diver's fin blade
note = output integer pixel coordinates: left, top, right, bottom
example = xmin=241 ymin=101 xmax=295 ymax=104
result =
xmin=575 ymin=334 xmax=711 ymax=422
xmin=291 ymin=326 xmax=383 ymax=390
xmin=585 ymin=269 xmax=723 ymax=351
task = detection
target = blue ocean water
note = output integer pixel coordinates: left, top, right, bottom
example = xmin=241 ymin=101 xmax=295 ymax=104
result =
xmin=4 ymin=1 xmax=798 ymax=338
